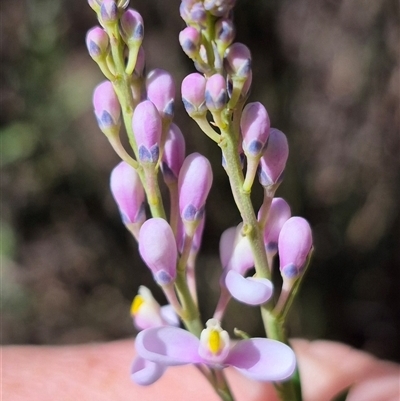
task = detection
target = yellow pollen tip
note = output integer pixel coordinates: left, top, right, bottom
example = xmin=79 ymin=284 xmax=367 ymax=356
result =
xmin=131 ymin=295 xmax=144 ymax=316
xmin=208 ymin=330 xmax=221 ymax=354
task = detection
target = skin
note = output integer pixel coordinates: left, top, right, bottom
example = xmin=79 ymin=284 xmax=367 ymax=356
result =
xmin=3 ymin=339 xmax=399 ymax=401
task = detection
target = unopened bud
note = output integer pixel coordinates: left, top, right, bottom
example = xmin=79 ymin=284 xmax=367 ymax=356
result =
xmin=181 ymin=73 xmax=207 ymax=117
xmin=259 ymin=128 xmax=289 ymax=187
xmin=204 ymin=0 xmax=236 ymax=16
xmin=241 ymin=102 xmax=270 ymax=158
xmin=110 ymin=161 xmax=145 ymax=227
xmin=215 ymin=18 xmax=235 ymax=48
xmin=180 ymin=0 xmax=207 ymax=27
xmin=179 ymin=26 xmax=201 ymax=58
xmin=120 ymin=8 xmax=144 ymax=43
xmin=178 ymin=153 xmax=213 ymax=224
xmin=161 ymin=123 xmax=186 ymax=184
xmin=100 ymin=0 xmax=118 ymax=25
xmin=279 ymin=217 xmax=313 ymax=281
xmin=86 ymin=27 xmax=110 ymax=60
xmin=224 ymin=42 xmax=252 ymax=79
xmin=205 ymin=74 xmax=227 ymax=112
xmin=139 ymin=218 xmax=178 ymax=286
xmin=132 ymin=100 xmax=162 ymax=163
xmin=146 ymin=69 xmax=175 ymax=121
xmin=93 ymin=81 xmax=121 ymax=136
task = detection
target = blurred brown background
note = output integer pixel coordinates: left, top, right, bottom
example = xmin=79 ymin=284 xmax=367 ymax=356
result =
xmin=1 ymin=0 xmax=399 ymax=363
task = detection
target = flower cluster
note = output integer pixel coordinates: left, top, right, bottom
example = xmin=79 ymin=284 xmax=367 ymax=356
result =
xmin=86 ymin=1 xmax=313 ymax=400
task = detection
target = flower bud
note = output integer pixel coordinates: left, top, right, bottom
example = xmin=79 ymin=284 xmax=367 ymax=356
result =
xmin=278 ymin=217 xmax=312 ymax=280
xmin=132 ymin=100 xmax=162 ymax=163
xmin=181 ymin=73 xmax=207 ymax=117
xmin=215 ymin=18 xmax=235 ymax=48
xmin=263 ymin=197 xmax=291 ymax=255
xmin=120 ymin=8 xmax=144 ymax=44
xmin=93 ymin=80 xmax=121 ymax=136
xmin=139 ymin=218 xmax=178 ymax=286
xmin=205 ymin=74 xmax=227 ymax=112
xmin=180 ymin=0 xmax=207 ymax=27
xmin=179 ymin=27 xmax=201 ymax=58
xmin=86 ymin=27 xmax=110 ymax=61
xmin=146 ymin=69 xmax=175 ymax=120
xmin=224 ymin=43 xmax=252 ymax=79
xmin=259 ymin=128 xmax=289 ymax=187
xmin=178 ymin=153 xmax=213 ymax=223
xmin=100 ymin=0 xmax=118 ymax=24
xmin=110 ymin=161 xmax=145 ymax=226
xmin=161 ymin=123 xmax=186 ymax=184
xmin=241 ymin=102 xmax=270 ymax=158
xmin=204 ymin=0 xmax=236 ymax=16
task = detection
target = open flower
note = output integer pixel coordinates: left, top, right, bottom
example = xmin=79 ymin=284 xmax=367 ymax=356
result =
xmin=135 ymin=319 xmax=296 ymax=383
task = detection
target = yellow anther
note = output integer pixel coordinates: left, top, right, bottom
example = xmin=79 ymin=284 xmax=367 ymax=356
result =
xmin=208 ymin=330 xmax=221 ymax=354
xmin=130 ymin=295 xmax=144 ymax=316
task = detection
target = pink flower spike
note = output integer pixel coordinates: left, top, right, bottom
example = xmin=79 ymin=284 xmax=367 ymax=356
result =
xmin=179 ymin=27 xmax=201 ymax=57
xmin=120 ymin=9 xmax=144 ymax=43
xmin=146 ymin=69 xmax=175 ymax=120
xmin=93 ymin=81 xmax=121 ymax=135
xmin=178 ymin=153 xmax=213 ymax=222
xmin=161 ymin=123 xmax=186 ymax=184
xmin=224 ymin=42 xmax=252 ymax=79
xmin=181 ymin=73 xmax=207 ymax=117
xmin=241 ymin=102 xmax=270 ymax=158
xmin=131 ymin=357 xmax=167 ymax=386
xmin=259 ymin=128 xmax=289 ymax=187
xmin=138 ymin=218 xmax=177 ymax=286
xmin=279 ymin=217 xmax=313 ymax=280
xmin=225 ymin=338 xmax=296 ymax=381
xmin=86 ymin=27 xmax=109 ymax=60
xmin=225 ymin=270 xmax=273 ymax=305
xmin=263 ymin=197 xmax=291 ymax=255
xmin=132 ymin=100 xmax=162 ymax=163
xmin=110 ymin=161 xmax=145 ymax=225
xmin=205 ymin=74 xmax=227 ymax=112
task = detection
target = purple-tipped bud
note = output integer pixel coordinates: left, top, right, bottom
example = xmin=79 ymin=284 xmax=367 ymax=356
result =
xmin=120 ymin=8 xmax=144 ymax=43
xmin=241 ymin=102 xmax=270 ymax=157
xmin=178 ymin=153 xmax=213 ymax=222
xmin=132 ymin=100 xmax=162 ymax=163
xmin=205 ymin=74 xmax=227 ymax=112
xmin=278 ymin=217 xmax=312 ymax=280
xmin=100 ymin=0 xmax=118 ymax=24
xmin=224 ymin=43 xmax=252 ymax=79
xmin=86 ymin=27 xmax=110 ymax=60
xmin=180 ymin=0 xmax=207 ymax=27
xmin=161 ymin=123 xmax=186 ymax=184
xmin=263 ymin=198 xmax=291 ymax=255
xmin=215 ymin=18 xmax=235 ymax=47
xmin=179 ymin=27 xmax=201 ymax=58
xmin=181 ymin=73 xmax=207 ymax=117
xmin=146 ymin=69 xmax=175 ymax=120
xmin=204 ymin=0 xmax=236 ymax=16
xmin=259 ymin=128 xmax=289 ymax=187
xmin=110 ymin=161 xmax=146 ymax=225
xmin=139 ymin=218 xmax=178 ymax=286
xmin=93 ymin=81 xmax=121 ymax=135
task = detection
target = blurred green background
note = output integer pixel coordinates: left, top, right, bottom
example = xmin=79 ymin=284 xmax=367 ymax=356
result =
xmin=1 ymin=0 xmax=399 ymax=363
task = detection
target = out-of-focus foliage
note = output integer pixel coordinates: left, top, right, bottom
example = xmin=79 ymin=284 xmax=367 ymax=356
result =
xmin=1 ymin=0 xmax=399 ymax=362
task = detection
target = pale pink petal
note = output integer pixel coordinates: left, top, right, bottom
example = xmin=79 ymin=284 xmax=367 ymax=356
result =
xmin=226 ymin=338 xmax=296 ymax=381
xmin=131 ymin=356 xmax=166 ymax=386
xmin=225 ymin=270 xmax=273 ymax=305
xmin=136 ymin=327 xmax=202 ymax=365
